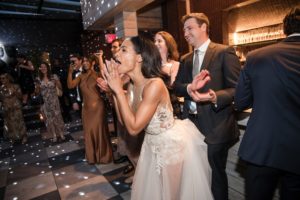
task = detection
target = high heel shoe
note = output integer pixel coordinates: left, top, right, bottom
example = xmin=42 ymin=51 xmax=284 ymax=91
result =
xmin=123 ymin=164 xmax=134 ymax=175
xmin=59 ymin=134 xmax=65 ymax=141
xmin=114 ymin=156 xmax=128 ymax=164
xmin=124 ymin=176 xmax=134 ymax=184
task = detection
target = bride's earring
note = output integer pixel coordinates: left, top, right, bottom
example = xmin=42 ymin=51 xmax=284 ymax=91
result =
xmin=137 ymin=55 xmax=143 ymax=63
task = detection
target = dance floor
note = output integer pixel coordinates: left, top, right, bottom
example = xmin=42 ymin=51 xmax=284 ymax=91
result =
xmin=0 ymin=119 xmax=132 ymax=200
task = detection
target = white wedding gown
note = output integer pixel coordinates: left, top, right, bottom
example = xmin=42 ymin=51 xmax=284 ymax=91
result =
xmin=131 ymin=103 xmax=213 ymax=200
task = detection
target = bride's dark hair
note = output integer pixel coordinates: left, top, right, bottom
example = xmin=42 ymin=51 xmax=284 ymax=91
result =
xmin=130 ymin=36 xmax=167 ymax=81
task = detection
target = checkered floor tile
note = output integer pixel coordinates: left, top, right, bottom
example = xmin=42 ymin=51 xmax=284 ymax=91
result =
xmin=0 ymin=120 xmax=132 ymax=200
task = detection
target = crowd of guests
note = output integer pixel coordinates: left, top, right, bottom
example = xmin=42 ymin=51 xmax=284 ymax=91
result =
xmin=0 ymin=7 xmax=299 ymax=200
xmin=97 ymin=8 xmax=300 ymax=200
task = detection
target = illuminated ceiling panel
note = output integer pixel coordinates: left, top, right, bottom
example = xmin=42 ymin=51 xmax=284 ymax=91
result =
xmin=80 ymin=0 xmax=154 ymax=30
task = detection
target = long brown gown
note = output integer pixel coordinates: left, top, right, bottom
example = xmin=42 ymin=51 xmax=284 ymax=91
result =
xmin=80 ymin=72 xmax=113 ymax=164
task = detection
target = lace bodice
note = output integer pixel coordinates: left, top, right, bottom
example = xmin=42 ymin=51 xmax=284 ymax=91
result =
xmin=145 ymin=104 xmax=175 ymax=135
xmin=142 ymin=104 xmax=186 ymax=174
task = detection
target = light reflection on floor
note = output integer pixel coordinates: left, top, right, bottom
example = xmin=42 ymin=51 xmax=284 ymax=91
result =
xmin=0 ymin=120 xmax=132 ymax=200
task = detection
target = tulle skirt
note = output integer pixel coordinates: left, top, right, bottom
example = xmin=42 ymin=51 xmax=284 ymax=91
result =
xmin=131 ymin=119 xmax=213 ymax=200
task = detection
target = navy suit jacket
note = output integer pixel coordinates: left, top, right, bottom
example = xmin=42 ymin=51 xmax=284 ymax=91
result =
xmin=235 ymin=36 xmax=300 ymax=175
xmin=174 ymin=42 xmax=241 ymax=144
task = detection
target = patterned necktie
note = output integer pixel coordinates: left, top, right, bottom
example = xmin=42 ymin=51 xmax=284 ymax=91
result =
xmin=192 ymin=50 xmax=200 ymax=78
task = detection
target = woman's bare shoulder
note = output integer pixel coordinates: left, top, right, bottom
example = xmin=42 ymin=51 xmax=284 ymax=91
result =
xmin=143 ymin=78 xmax=167 ymax=97
xmin=146 ymin=78 xmax=165 ymax=89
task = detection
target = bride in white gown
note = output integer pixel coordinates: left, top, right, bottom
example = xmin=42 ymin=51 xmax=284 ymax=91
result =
xmin=99 ymin=36 xmax=213 ymax=200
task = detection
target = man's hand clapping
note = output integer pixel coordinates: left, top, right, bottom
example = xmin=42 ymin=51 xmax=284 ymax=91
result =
xmin=188 ymin=70 xmax=217 ymax=103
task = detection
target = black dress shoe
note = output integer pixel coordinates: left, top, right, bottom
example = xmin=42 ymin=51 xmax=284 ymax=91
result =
xmin=114 ymin=156 xmax=128 ymax=164
xmin=123 ymin=164 xmax=134 ymax=174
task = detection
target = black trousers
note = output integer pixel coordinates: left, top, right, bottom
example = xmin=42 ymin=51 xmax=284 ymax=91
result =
xmin=58 ymin=95 xmax=71 ymax=122
xmin=207 ymin=142 xmax=231 ymax=200
xmin=188 ymin=114 xmax=231 ymax=200
xmin=246 ymin=163 xmax=300 ymax=200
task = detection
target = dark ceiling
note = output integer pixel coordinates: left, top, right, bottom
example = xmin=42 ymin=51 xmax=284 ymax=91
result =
xmin=0 ymin=0 xmax=82 ymax=20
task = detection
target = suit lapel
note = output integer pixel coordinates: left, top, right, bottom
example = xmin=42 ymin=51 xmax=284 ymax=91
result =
xmin=201 ymin=42 xmax=217 ymax=70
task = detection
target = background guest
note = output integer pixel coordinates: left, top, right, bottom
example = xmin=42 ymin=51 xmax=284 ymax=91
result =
xmin=16 ymin=54 xmax=35 ymax=106
xmin=89 ymin=54 xmax=100 ymax=74
xmin=0 ymin=73 xmax=27 ymax=144
xmin=154 ymin=31 xmax=181 ymax=117
xmin=36 ymin=62 xmax=65 ymax=142
xmin=154 ymin=31 xmax=180 ymax=85
xmin=68 ymin=54 xmax=83 ymax=119
xmin=235 ymin=7 xmax=300 ymax=200
xmin=68 ymin=55 xmax=113 ymax=164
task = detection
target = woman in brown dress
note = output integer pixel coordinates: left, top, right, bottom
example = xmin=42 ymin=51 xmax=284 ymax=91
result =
xmin=68 ymin=55 xmax=113 ymax=164
xmin=0 ymin=73 xmax=27 ymax=144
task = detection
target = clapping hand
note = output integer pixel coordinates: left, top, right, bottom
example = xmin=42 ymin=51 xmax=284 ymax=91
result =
xmin=96 ymin=77 xmax=111 ymax=92
xmin=190 ymin=69 xmax=211 ymax=91
xmin=188 ymin=70 xmax=217 ymax=103
xmin=189 ymin=89 xmax=216 ymax=102
xmin=94 ymin=50 xmax=104 ymax=60
xmin=102 ymin=59 xmax=123 ymax=94
xmin=97 ymin=65 xmax=130 ymax=93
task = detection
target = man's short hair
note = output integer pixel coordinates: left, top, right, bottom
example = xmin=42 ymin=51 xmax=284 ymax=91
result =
xmin=181 ymin=13 xmax=210 ymax=35
xmin=69 ymin=53 xmax=82 ymax=60
xmin=111 ymin=38 xmax=124 ymax=46
xmin=283 ymin=7 xmax=300 ymax=36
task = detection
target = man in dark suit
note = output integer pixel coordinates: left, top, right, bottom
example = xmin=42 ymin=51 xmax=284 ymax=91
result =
xmin=234 ymin=7 xmax=300 ymax=200
xmin=173 ymin=13 xmax=241 ymax=200
xmin=68 ymin=54 xmax=83 ymax=119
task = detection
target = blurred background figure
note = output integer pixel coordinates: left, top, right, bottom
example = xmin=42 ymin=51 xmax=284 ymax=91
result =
xmin=68 ymin=54 xmax=83 ymax=120
xmin=36 ymin=62 xmax=65 ymax=142
xmin=0 ymin=73 xmax=27 ymax=144
xmin=89 ymin=54 xmax=101 ymax=74
xmin=68 ymin=55 xmax=113 ymax=164
xmin=98 ymin=38 xmax=124 ymax=69
xmin=16 ymin=54 xmax=35 ymax=106
xmin=52 ymin=58 xmax=71 ymax=123
xmin=154 ymin=31 xmax=181 ymax=118
xmin=111 ymin=39 xmax=122 ymax=59
xmin=154 ymin=31 xmax=180 ymax=85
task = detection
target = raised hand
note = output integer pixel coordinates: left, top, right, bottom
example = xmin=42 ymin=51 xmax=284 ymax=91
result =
xmin=96 ymin=77 xmax=111 ymax=92
xmin=95 ymin=50 xmax=103 ymax=58
xmin=190 ymin=69 xmax=211 ymax=91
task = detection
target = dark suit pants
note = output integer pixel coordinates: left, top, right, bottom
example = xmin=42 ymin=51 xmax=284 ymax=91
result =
xmin=207 ymin=142 xmax=231 ymax=200
xmin=246 ymin=163 xmax=300 ymax=200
